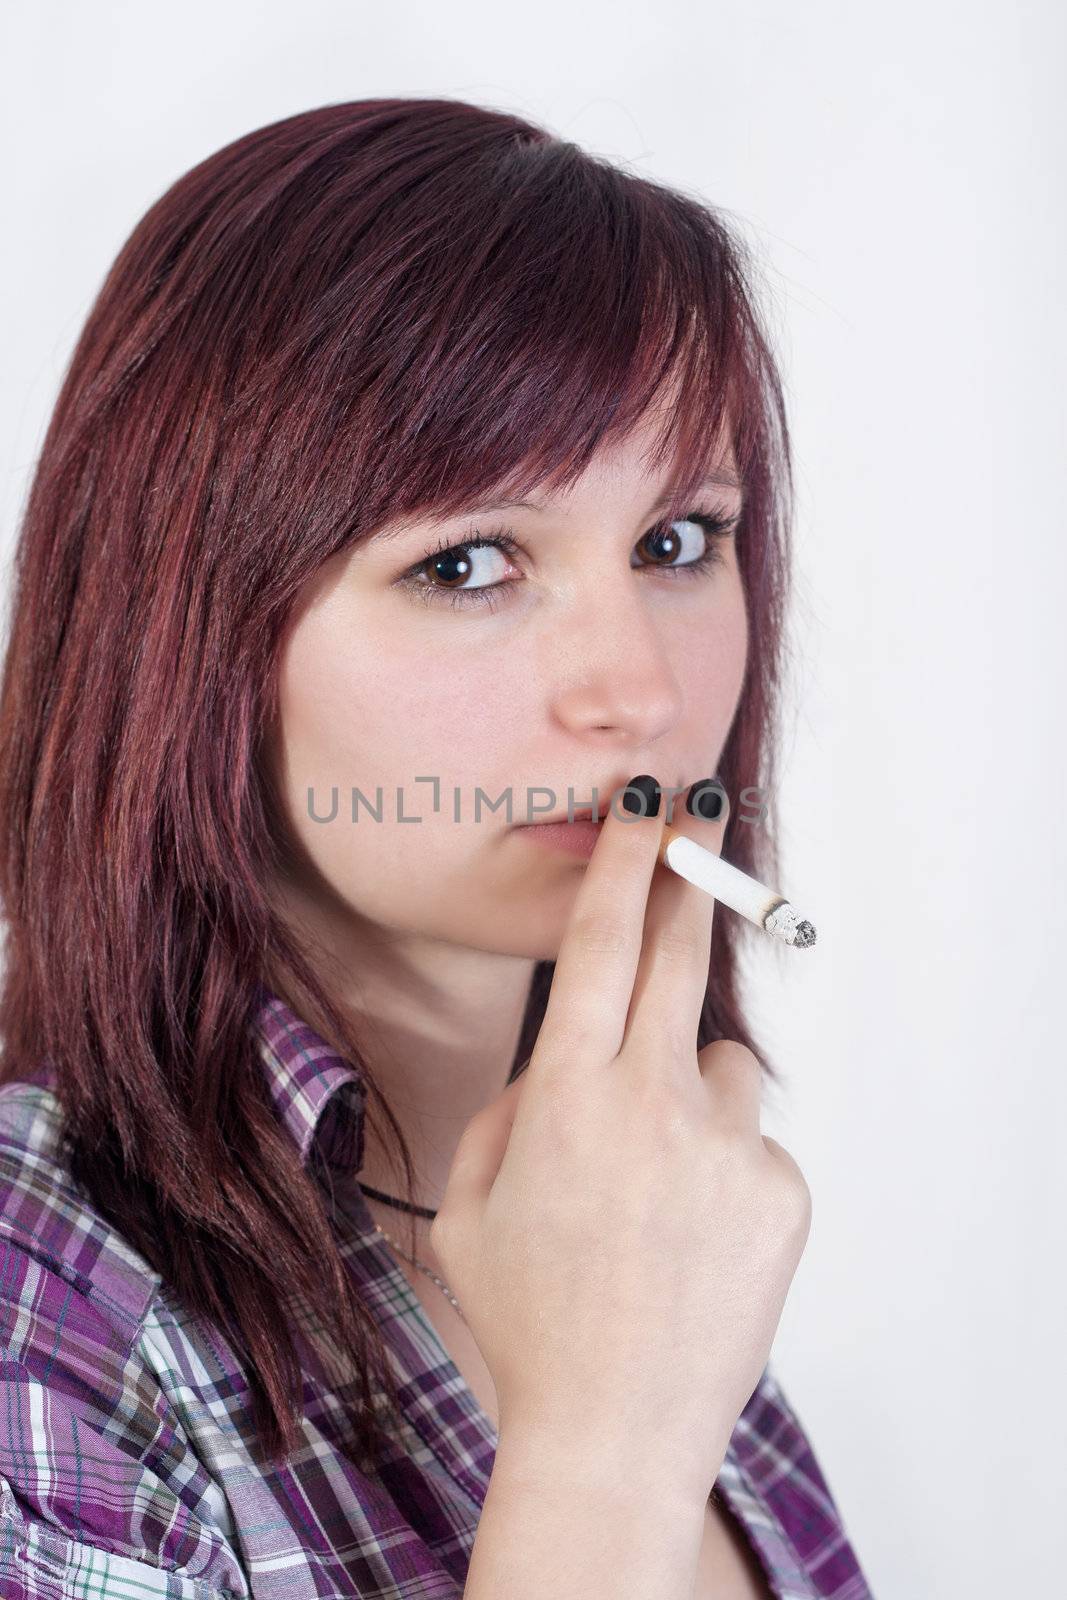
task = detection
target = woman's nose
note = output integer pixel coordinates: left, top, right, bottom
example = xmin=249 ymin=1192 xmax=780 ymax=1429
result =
xmin=547 ymin=582 xmax=684 ymax=743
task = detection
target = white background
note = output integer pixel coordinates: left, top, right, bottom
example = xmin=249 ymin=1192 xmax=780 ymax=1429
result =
xmin=3 ymin=4 xmax=1065 ymax=1594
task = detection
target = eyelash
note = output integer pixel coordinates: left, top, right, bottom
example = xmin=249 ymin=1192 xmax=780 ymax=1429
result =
xmin=396 ymin=510 xmax=739 ymax=613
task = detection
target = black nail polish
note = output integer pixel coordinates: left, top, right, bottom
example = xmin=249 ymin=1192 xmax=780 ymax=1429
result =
xmin=686 ymin=777 xmax=726 ymax=821
xmin=621 ymin=774 xmax=662 ymax=817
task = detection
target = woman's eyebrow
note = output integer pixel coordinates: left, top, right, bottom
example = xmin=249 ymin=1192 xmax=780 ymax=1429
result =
xmin=371 ymin=470 xmax=742 ymax=545
xmin=463 ymin=469 xmax=743 ymax=518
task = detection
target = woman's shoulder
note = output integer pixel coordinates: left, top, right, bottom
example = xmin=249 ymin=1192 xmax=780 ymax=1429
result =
xmin=727 ymin=1361 xmax=877 ymax=1596
xmin=0 ymin=1073 xmax=251 ymax=1598
xmin=0 ymin=1064 xmax=65 ymax=1157
xmin=0 ymin=1069 xmax=164 ymax=1333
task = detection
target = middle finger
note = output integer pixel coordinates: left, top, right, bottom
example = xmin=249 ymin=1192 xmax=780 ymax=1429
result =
xmin=622 ymin=775 xmax=731 ymax=1060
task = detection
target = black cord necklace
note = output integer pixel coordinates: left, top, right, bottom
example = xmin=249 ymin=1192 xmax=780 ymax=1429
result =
xmin=359 ymin=1061 xmax=532 ymax=1223
xmin=360 ymin=1181 xmax=438 ymax=1220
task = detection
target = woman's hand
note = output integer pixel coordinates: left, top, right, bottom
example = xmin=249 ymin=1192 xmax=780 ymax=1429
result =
xmin=429 ymin=775 xmax=812 ymax=1507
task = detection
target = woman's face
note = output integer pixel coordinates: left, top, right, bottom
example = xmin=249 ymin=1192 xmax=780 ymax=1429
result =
xmin=265 ymin=416 xmax=749 ymax=962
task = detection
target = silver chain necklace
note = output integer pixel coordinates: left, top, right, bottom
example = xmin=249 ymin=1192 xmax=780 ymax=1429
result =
xmin=367 ymin=1213 xmax=468 ymax=1324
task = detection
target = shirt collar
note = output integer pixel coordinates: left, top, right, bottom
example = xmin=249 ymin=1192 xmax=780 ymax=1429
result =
xmin=250 ymin=981 xmax=367 ymax=1176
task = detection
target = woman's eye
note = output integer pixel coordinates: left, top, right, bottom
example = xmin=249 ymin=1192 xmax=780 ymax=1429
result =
xmin=634 ymin=517 xmax=714 ymax=571
xmin=420 ymin=540 xmax=515 ymax=593
xmin=397 ymin=512 xmax=735 ymax=612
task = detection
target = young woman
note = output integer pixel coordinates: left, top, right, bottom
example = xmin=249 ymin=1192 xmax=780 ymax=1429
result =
xmin=0 ymin=98 xmax=875 ymax=1598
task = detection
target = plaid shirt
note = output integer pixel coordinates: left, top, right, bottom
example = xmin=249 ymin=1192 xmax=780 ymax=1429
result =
xmin=0 ymin=985 xmax=875 ymax=1598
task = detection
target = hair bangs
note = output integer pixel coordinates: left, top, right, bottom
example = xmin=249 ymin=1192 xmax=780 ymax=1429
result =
xmin=251 ymin=132 xmax=769 ymax=553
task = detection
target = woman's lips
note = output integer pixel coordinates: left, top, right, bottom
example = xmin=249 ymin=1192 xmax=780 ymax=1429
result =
xmin=517 ymin=817 xmax=604 ymax=857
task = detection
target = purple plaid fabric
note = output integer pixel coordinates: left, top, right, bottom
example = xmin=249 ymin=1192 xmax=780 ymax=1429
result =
xmin=0 ymin=984 xmax=875 ymax=1598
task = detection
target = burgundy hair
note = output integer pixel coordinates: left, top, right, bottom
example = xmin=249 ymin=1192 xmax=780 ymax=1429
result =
xmin=0 ymin=97 xmax=796 ymax=1471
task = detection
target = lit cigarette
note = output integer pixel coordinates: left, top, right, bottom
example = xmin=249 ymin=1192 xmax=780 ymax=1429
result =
xmin=656 ymin=825 xmax=816 ymax=948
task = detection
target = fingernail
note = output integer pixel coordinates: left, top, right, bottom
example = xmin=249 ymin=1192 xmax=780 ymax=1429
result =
xmin=686 ymin=776 xmax=727 ymax=821
xmin=621 ymin=774 xmax=662 ymax=817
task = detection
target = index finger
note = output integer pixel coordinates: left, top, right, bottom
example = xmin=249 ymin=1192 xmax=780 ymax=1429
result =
xmin=532 ymin=773 xmax=666 ymax=1067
